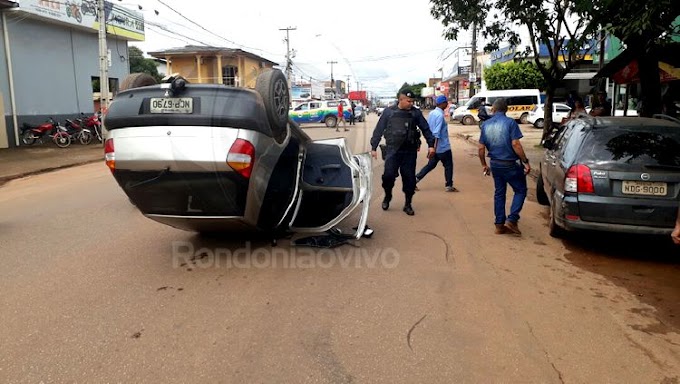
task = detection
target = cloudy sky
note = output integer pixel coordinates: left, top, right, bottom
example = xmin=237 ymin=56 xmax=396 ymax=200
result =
xmin=127 ymin=0 xmax=474 ymax=97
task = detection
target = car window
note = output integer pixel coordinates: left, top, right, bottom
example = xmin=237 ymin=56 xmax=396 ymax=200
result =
xmin=310 ymin=102 xmax=321 ymax=109
xmin=580 ymin=125 xmax=680 ymax=166
xmin=555 ymin=105 xmax=570 ymax=113
xmin=327 ymin=101 xmax=338 ymax=107
xmin=295 ymin=104 xmax=309 ymax=111
xmin=561 ymin=124 xmax=587 ymax=165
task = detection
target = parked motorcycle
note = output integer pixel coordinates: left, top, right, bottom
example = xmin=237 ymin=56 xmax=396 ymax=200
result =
xmin=20 ymin=118 xmax=70 ymax=148
xmin=64 ymin=118 xmax=93 ymax=145
xmin=80 ymin=112 xmax=103 ymax=143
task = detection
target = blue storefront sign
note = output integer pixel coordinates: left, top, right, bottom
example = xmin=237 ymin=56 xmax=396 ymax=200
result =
xmin=490 ymin=45 xmax=516 ymax=65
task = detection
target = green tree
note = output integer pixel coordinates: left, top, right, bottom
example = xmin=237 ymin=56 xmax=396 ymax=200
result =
xmin=128 ymin=46 xmax=163 ymax=82
xmin=484 ymin=62 xmax=546 ymax=90
xmin=588 ymin=1 xmax=680 ymax=116
xmin=431 ymin=0 xmax=596 ymax=139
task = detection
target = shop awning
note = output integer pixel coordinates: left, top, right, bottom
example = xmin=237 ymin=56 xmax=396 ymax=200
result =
xmin=594 ymin=42 xmax=680 ymax=84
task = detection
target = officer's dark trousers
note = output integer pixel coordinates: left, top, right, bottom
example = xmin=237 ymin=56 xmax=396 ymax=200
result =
xmin=382 ymin=150 xmax=417 ymax=203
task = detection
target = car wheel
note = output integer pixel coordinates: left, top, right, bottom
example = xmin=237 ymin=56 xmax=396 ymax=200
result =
xmin=534 ymin=119 xmax=544 ymax=129
xmin=256 ymin=69 xmax=289 ymax=136
xmin=325 ymin=115 xmax=338 ymax=128
xmin=120 ymin=73 xmax=157 ymax=91
xmin=462 ymin=115 xmax=475 ymax=125
xmin=548 ymin=197 xmax=565 ymax=238
xmin=536 ymin=174 xmax=550 ymax=206
xmin=520 ymin=112 xmax=529 ymax=124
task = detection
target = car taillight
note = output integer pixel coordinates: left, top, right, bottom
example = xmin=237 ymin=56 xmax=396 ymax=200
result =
xmin=227 ymin=139 xmax=255 ymax=178
xmin=565 ymin=164 xmax=594 ymax=193
xmin=104 ymin=138 xmax=115 ymax=171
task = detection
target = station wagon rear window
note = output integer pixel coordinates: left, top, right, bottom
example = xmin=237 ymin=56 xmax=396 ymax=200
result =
xmin=582 ymin=126 xmax=680 ymax=166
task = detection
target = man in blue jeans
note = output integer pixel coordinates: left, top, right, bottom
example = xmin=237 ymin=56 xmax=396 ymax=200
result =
xmin=415 ymin=95 xmax=458 ymax=192
xmin=478 ymin=98 xmax=531 ymax=235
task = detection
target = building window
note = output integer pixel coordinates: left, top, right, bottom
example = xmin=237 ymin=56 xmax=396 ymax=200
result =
xmin=223 ymin=65 xmax=238 ymax=87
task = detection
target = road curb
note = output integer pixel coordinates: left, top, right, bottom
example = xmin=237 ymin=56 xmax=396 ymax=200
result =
xmin=0 ymin=158 xmax=103 ymax=187
xmin=453 ymin=133 xmax=539 ymax=180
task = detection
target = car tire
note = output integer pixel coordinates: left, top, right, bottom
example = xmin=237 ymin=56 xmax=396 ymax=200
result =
xmin=462 ymin=115 xmax=475 ymax=125
xmin=536 ymin=174 xmax=550 ymax=206
xmin=255 ymin=69 xmax=289 ymax=137
xmin=534 ymin=118 xmax=544 ymax=129
xmin=120 ymin=73 xmax=157 ymax=91
xmin=324 ymin=115 xmax=338 ymax=128
xmin=548 ymin=196 xmax=565 ymax=238
xmin=520 ymin=112 xmax=529 ymax=124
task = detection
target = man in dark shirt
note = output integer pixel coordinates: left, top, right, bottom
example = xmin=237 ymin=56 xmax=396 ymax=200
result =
xmin=589 ymin=90 xmax=612 ymax=116
xmin=371 ymin=89 xmax=435 ymax=215
xmin=478 ymin=98 xmax=531 ymax=235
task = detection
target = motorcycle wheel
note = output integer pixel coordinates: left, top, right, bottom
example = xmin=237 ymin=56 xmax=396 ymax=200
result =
xmin=54 ymin=132 xmax=71 ymax=148
xmin=21 ymin=130 xmax=36 ymax=145
xmin=79 ymin=131 xmax=93 ymax=145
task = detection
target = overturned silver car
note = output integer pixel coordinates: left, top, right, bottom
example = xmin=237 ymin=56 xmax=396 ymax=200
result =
xmin=103 ymin=70 xmax=372 ymax=239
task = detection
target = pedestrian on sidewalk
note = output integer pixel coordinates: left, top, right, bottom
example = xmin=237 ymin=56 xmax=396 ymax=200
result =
xmin=370 ymin=89 xmax=436 ymax=215
xmin=337 ymin=101 xmax=348 ymax=132
xmin=415 ymin=95 xmax=457 ymax=192
xmin=478 ymin=98 xmax=531 ymax=235
xmin=349 ymin=101 xmax=356 ymax=125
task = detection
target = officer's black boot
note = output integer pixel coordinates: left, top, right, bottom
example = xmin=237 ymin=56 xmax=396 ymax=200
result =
xmin=403 ymin=195 xmax=414 ymax=216
xmin=382 ymin=191 xmax=392 ymax=211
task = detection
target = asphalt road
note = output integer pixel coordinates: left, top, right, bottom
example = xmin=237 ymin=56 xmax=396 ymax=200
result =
xmin=0 ymin=113 xmax=678 ymax=383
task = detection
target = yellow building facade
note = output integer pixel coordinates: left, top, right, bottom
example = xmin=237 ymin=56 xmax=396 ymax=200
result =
xmin=148 ymin=46 xmax=279 ymax=88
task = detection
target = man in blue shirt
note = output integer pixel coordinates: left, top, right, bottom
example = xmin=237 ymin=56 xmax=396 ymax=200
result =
xmin=478 ymin=98 xmax=531 ymax=235
xmin=415 ymin=95 xmax=457 ymax=192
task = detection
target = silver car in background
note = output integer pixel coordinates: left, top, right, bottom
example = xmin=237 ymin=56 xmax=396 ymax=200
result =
xmin=103 ymin=70 xmax=372 ymax=239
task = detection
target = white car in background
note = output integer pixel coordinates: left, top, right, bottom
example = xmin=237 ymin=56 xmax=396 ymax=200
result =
xmin=528 ymin=103 xmax=572 ymax=128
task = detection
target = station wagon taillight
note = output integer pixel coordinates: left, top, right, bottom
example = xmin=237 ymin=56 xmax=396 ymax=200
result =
xmin=565 ymin=164 xmax=594 ymax=193
xmin=227 ymin=139 xmax=255 ymax=178
xmin=104 ymin=138 xmax=115 ymax=172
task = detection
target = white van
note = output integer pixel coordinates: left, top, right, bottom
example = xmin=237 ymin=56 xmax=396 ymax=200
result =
xmin=452 ymin=89 xmax=542 ymax=125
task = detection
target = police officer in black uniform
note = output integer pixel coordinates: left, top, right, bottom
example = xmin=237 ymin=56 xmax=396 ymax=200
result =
xmin=370 ymin=89 xmax=436 ymax=215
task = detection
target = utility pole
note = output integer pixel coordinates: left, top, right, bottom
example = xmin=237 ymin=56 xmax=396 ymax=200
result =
xmin=279 ymin=26 xmax=296 ymax=95
xmin=327 ymin=60 xmax=337 ymax=96
xmin=346 ymin=75 xmax=351 ymax=94
xmin=97 ymin=0 xmax=109 ymax=115
xmin=470 ymin=20 xmax=477 ymax=98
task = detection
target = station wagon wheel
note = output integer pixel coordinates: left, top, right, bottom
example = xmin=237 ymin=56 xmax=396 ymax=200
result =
xmin=536 ymin=174 xmax=550 ymax=206
xmin=534 ymin=118 xmax=544 ymax=129
xmin=548 ymin=198 xmax=564 ymax=238
xmin=120 ymin=73 xmax=157 ymax=91
xmin=256 ymin=69 xmax=289 ymax=136
xmin=462 ymin=115 xmax=474 ymax=125
xmin=520 ymin=112 xmax=529 ymax=124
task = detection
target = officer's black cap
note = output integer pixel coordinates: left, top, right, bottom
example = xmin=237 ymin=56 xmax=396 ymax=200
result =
xmin=400 ymin=89 xmax=416 ymax=98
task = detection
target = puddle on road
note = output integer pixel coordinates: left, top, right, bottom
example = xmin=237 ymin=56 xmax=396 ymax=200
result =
xmin=556 ymin=227 xmax=680 ymax=332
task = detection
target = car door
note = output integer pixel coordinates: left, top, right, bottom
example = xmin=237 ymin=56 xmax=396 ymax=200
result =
xmin=309 ymin=102 xmax=323 ymax=123
xmin=543 ymin=124 xmax=572 ymax=196
xmin=291 ymin=102 xmax=311 ymax=123
xmin=553 ymin=103 xmax=571 ymax=123
xmin=288 ymin=138 xmax=372 ymax=239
